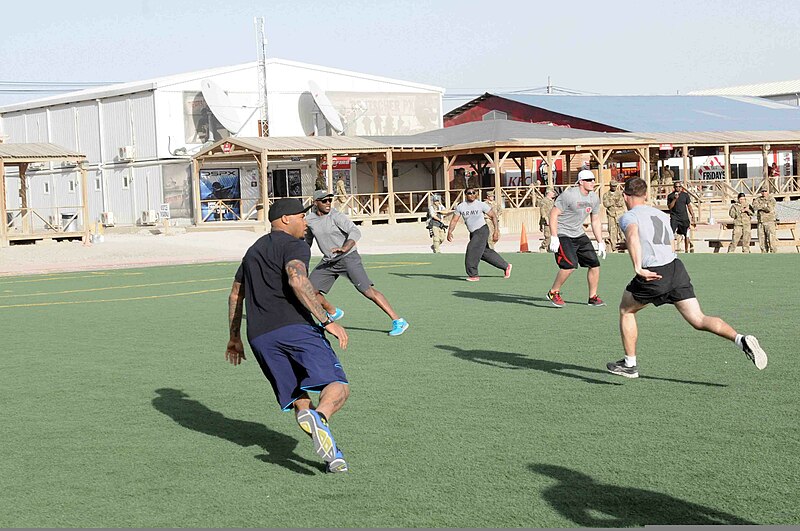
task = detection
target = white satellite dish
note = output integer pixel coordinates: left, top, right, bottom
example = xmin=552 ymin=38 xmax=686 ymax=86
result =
xmin=308 ymin=80 xmax=344 ymax=134
xmin=201 ymin=79 xmax=248 ymax=134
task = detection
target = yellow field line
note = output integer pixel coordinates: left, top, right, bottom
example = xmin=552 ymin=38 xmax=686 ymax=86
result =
xmin=0 ymin=277 xmax=231 ymax=299
xmin=0 ymin=271 xmax=144 ymax=285
xmin=0 ymin=288 xmax=229 ymax=309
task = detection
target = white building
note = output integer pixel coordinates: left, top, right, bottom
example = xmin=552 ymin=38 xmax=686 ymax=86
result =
xmin=0 ymin=59 xmax=444 ymax=226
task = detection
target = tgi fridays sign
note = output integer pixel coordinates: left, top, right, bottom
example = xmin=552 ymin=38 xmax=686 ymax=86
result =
xmin=697 ymin=156 xmax=725 ymax=180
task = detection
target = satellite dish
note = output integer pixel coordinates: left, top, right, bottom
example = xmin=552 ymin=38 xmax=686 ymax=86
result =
xmin=201 ymin=79 xmax=248 ymax=134
xmin=297 ymin=92 xmax=317 ymax=136
xmin=308 ymin=80 xmax=344 ymax=134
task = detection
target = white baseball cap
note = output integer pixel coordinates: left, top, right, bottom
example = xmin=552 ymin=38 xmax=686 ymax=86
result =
xmin=577 ymin=169 xmax=596 ymax=181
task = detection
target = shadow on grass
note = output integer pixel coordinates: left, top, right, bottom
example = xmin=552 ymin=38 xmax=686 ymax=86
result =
xmin=437 ymin=345 xmax=726 ymax=387
xmin=343 ymin=325 xmax=388 ymax=335
xmin=529 ymin=464 xmax=755 ymax=526
xmin=389 ymin=272 xmax=471 ymax=282
xmin=152 ymin=388 xmax=323 ymax=475
xmin=452 ymin=290 xmax=584 ymax=307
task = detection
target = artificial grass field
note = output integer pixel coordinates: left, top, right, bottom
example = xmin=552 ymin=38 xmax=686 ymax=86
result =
xmin=1 ymin=253 xmax=798 ymax=527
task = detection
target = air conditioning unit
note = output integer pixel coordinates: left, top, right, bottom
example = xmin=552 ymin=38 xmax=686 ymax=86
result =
xmin=119 ymin=145 xmax=135 ymax=161
xmin=140 ymin=210 xmax=159 ymax=225
xmin=27 ymin=162 xmax=46 ymax=171
xmin=100 ymin=212 xmax=115 ymax=227
xmin=61 ymin=160 xmax=78 ymax=168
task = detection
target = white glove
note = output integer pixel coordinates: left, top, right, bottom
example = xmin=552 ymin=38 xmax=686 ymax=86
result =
xmin=597 ymin=241 xmax=607 ymax=259
xmin=548 ymin=237 xmax=561 ymax=254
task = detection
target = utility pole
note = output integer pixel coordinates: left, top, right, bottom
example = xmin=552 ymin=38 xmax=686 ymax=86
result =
xmin=254 ymin=16 xmax=269 ymax=136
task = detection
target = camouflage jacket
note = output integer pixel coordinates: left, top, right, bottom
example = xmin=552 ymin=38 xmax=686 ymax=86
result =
xmin=729 ymin=203 xmax=753 ymax=226
xmin=753 ymin=196 xmax=777 ymax=223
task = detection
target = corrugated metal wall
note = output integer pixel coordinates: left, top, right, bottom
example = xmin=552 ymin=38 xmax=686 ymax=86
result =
xmin=75 ymin=102 xmax=101 ymax=161
xmin=130 ymin=93 xmax=157 ymax=159
xmin=1 ymin=113 xmax=27 ymax=142
xmin=101 ymin=97 xmax=133 ymax=162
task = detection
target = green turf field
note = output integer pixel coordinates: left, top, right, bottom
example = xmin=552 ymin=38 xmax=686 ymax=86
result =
xmin=1 ymin=253 xmax=798 ymax=527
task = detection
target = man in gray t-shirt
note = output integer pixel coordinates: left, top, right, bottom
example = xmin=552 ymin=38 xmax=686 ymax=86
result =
xmin=305 ymin=190 xmax=409 ymax=337
xmin=606 ymin=177 xmax=767 ymax=379
xmin=446 ymin=188 xmax=511 ymax=281
xmin=545 ymin=170 xmax=607 ymax=308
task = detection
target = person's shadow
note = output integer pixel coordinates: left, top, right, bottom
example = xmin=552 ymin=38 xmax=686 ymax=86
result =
xmin=529 ymin=464 xmax=756 ymax=526
xmin=152 ymin=388 xmax=322 ymax=475
xmin=390 ymin=272 xmax=468 ymax=282
xmin=437 ymin=345 xmax=726 ymax=387
xmin=451 ymin=290 xmax=583 ymax=307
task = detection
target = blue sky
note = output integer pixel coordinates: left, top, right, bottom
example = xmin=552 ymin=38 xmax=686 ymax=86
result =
xmin=2 ymin=0 xmax=799 ymax=108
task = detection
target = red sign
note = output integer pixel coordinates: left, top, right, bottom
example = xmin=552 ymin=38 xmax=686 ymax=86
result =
xmin=659 ymin=144 xmax=673 ymax=150
xmin=320 ymin=156 xmax=352 ymax=170
xmin=221 ymin=142 xmax=233 ymax=153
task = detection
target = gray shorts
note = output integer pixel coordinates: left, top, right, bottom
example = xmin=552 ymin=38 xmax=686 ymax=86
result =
xmin=309 ymin=251 xmax=373 ymax=294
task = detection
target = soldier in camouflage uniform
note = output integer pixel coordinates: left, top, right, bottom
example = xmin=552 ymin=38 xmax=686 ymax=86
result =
xmin=538 ymin=188 xmax=556 ymax=251
xmin=753 ymin=188 xmax=778 ymax=253
xmin=728 ymin=192 xmax=754 ymax=253
xmin=602 ymin=181 xmax=626 ymax=252
xmin=483 ymin=191 xmax=503 ymax=250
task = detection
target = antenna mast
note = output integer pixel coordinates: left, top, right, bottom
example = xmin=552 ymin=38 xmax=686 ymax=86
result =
xmin=255 ymin=16 xmax=269 ymax=136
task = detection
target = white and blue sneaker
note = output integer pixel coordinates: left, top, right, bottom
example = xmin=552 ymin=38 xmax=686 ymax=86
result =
xmin=326 ymin=449 xmax=349 ymax=474
xmin=296 ymin=409 xmax=341 ymax=464
xmin=388 ymin=318 xmax=409 ymax=336
xmin=327 ymin=308 xmax=345 ymax=321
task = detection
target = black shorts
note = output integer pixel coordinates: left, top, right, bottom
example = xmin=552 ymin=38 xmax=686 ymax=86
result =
xmin=625 ymin=258 xmax=695 ymax=306
xmin=670 ymin=217 xmax=690 ymax=236
xmin=554 ymin=234 xmax=600 ymax=270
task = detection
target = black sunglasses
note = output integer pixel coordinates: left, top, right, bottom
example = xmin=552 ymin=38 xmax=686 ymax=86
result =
xmin=581 ymin=178 xmax=596 ymax=182
xmin=465 ymin=190 xmax=477 ymax=195
xmin=317 ymin=198 xmax=333 ymax=204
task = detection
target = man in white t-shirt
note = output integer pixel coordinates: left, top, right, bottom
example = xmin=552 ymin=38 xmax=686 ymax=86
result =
xmin=446 ymin=188 xmax=512 ymax=281
xmin=606 ymin=177 xmax=767 ymax=378
xmin=545 ymin=170 xmax=607 ymax=307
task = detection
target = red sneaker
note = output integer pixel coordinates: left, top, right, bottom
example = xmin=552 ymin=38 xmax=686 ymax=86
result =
xmin=588 ymin=295 xmax=606 ymax=307
xmin=547 ymin=290 xmax=565 ymax=307
xmin=466 ymin=276 xmax=480 ymax=282
xmin=504 ymin=264 xmax=513 ymax=279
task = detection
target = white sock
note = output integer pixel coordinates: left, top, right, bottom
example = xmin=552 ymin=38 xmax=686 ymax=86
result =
xmin=735 ymin=334 xmax=744 ymax=350
xmin=624 ymin=355 xmax=637 ymax=367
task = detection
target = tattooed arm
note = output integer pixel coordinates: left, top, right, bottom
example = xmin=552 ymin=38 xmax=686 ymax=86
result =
xmin=226 ymin=280 xmax=246 ymax=365
xmin=286 ymin=259 xmax=349 ymax=349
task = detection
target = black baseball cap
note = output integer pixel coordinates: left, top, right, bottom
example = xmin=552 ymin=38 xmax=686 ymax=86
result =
xmin=268 ymin=198 xmax=311 ymax=222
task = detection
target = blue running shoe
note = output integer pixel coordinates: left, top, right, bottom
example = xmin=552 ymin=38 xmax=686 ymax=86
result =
xmin=326 ymin=449 xmax=348 ymax=473
xmin=327 ymin=308 xmax=345 ymax=321
xmin=296 ymin=409 xmax=340 ymax=463
xmin=388 ymin=318 xmax=409 ymax=336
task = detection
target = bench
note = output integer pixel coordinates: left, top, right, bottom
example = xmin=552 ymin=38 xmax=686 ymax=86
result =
xmin=707 ymin=238 xmax=800 ymax=253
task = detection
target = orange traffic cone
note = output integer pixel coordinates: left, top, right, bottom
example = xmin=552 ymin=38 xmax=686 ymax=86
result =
xmin=519 ymin=223 xmax=531 ymax=253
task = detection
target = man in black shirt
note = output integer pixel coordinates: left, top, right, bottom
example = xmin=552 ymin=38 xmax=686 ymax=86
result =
xmin=666 ymin=181 xmax=696 ymax=253
xmin=226 ymin=198 xmax=351 ymax=473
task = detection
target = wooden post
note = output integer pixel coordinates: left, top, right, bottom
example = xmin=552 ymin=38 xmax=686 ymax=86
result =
xmin=0 ymin=160 xmax=7 ymax=247
xmin=326 ymin=152 xmax=334 ymax=193
xmin=192 ymin=158 xmax=202 ymax=226
xmin=565 ymin=153 xmax=572 ymax=184
xmin=386 ymin=150 xmax=395 ymax=223
xmin=682 ymin=145 xmax=689 ymax=185
xmin=724 ymin=144 xmax=731 ymax=198
xmin=443 ymin=155 xmax=453 ymax=209
xmin=260 ymin=150 xmax=269 ymax=230
xmin=19 ymin=163 xmax=30 ymax=235
xmin=79 ymin=164 xmax=90 ymax=243
xmin=762 ymin=144 xmax=770 ymax=191
xmin=493 ymin=150 xmax=501 ymax=200
xmin=546 ymin=150 xmax=554 ymax=187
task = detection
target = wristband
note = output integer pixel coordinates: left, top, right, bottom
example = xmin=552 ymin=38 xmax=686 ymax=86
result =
xmin=320 ymin=316 xmax=334 ymax=327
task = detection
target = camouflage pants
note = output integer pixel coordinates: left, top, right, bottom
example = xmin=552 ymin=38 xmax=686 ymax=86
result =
xmin=485 ymin=219 xmax=498 ymax=250
xmin=431 ymin=226 xmax=446 ymax=253
xmin=728 ymin=225 xmax=751 ymax=253
xmin=539 ymin=223 xmax=551 ymax=251
xmin=758 ymin=222 xmax=777 ymax=253
xmin=607 ymin=215 xmax=623 ymax=251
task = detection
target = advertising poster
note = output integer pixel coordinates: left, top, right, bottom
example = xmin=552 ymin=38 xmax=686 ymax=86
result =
xmin=183 ymin=92 xmax=231 ymax=144
xmin=200 ymin=168 xmax=240 ymax=221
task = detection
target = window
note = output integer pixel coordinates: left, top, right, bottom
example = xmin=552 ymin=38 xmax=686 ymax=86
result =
xmin=43 ymin=181 xmax=50 ymax=195
xmin=94 ymin=177 xmax=102 ymax=192
xmin=122 ymin=174 xmax=130 ymax=189
xmin=482 ymin=110 xmax=507 ymax=121
xmin=68 ymin=180 xmax=76 ymax=193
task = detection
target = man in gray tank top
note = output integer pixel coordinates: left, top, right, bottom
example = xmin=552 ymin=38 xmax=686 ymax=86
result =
xmin=545 ymin=170 xmax=607 ymax=307
xmin=606 ymin=178 xmax=767 ymax=379
xmin=446 ymin=188 xmax=511 ymax=281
